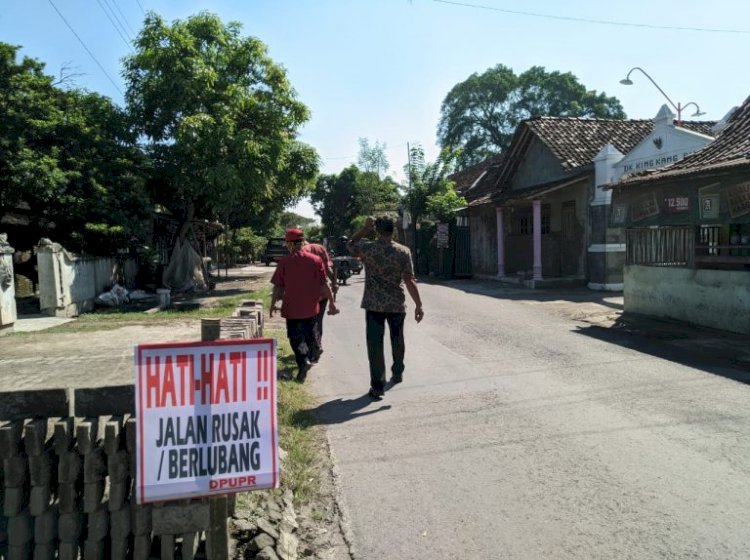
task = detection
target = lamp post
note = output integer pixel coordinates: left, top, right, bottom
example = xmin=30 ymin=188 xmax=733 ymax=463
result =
xmin=620 ymin=67 xmax=706 ymax=126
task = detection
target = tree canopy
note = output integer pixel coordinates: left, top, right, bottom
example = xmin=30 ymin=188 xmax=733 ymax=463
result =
xmin=403 ymin=145 xmax=465 ymax=226
xmin=437 ymin=64 xmax=626 ymax=169
xmin=123 ymin=12 xmax=319 ymax=232
xmin=0 ymin=43 xmax=150 ymax=253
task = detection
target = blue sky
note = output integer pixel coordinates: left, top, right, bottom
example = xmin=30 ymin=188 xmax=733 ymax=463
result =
xmin=3 ymin=1 xmax=750 ymax=218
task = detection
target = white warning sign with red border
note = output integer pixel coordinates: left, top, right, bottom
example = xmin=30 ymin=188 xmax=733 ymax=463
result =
xmin=135 ymin=338 xmax=278 ymax=503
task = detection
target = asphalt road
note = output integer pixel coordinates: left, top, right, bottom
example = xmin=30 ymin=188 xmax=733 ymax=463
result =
xmin=308 ymin=276 xmax=750 ymax=560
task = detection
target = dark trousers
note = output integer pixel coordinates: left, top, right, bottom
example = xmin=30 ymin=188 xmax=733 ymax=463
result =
xmin=314 ymin=299 xmax=328 ymax=353
xmin=365 ymin=311 xmax=406 ymax=391
xmin=286 ymin=316 xmax=319 ymax=371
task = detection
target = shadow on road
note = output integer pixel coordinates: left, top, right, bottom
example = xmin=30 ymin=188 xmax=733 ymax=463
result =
xmin=297 ymin=395 xmax=391 ymax=426
xmin=421 ymin=277 xmax=624 ymax=308
xmin=573 ymin=315 xmax=750 ymax=385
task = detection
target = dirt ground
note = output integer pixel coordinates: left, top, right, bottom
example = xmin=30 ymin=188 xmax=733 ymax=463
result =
xmin=0 ymin=265 xmax=350 ymax=559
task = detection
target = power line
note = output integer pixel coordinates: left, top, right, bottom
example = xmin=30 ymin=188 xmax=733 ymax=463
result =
xmin=135 ymin=0 xmax=146 ymax=16
xmin=46 ymin=0 xmax=124 ymax=96
xmin=95 ymin=0 xmax=133 ymax=50
xmin=109 ymin=0 xmax=138 ymax=37
xmin=432 ymin=0 xmax=750 ymax=35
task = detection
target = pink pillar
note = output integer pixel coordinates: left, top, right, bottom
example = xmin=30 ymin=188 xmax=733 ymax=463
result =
xmin=495 ymin=206 xmax=505 ymax=277
xmin=532 ymin=200 xmax=543 ymax=280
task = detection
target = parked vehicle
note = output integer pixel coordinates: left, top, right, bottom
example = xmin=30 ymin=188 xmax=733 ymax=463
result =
xmin=261 ymin=238 xmax=287 ymax=266
xmin=325 ymin=236 xmax=363 ymax=275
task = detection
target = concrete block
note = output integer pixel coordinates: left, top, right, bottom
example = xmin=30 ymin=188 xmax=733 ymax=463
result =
xmin=75 ymin=386 xmax=135 ymax=418
xmin=131 ymin=504 xmax=152 ymax=535
xmin=82 ymin=481 xmax=105 ymax=513
xmin=58 ymin=452 xmax=81 ymax=484
xmin=108 ymin=480 xmax=130 ymax=511
xmin=0 ymin=421 xmax=22 ymax=459
xmin=86 ymin=509 xmax=109 ymax=541
xmin=110 ymin=537 xmax=129 ymax=560
xmin=54 ymin=417 xmax=76 ymax=455
xmin=125 ymin=418 xmax=136 ymax=454
xmin=83 ymin=538 xmax=105 ymax=560
xmin=29 ymin=484 xmax=52 ymax=515
xmin=0 ymin=389 xmax=70 ymax=422
xmin=28 ymin=450 xmax=52 ymax=486
xmin=132 ymin=534 xmax=152 ymax=560
xmin=33 ymin=507 xmax=58 ymax=543
xmin=181 ymin=532 xmax=200 ymax=560
xmin=33 ymin=543 xmax=56 ymax=560
xmin=7 ymin=510 xmax=32 ymax=545
xmin=58 ymin=511 xmax=83 ymax=542
xmin=75 ymin=419 xmax=101 ymax=455
xmin=107 ymin=450 xmax=130 ymax=482
xmin=152 ymin=501 xmax=210 ymax=534
xmin=7 ymin=543 xmax=31 ymax=560
xmin=3 ymin=455 xmax=27 ymax=487
xmin=57 ymin=482 xmax=79 ymax=514
xmin=160 ymin=533 xmax=176 ymax=560
xmin=104 ymin=416 xmax=124 ymax=455
xmin=109 ymin=506 xmax=131 ymax=540
xmin=22 ymin=419 xmax=48 ymax=456
xmin=83 ymin=447 xmax=106 ymax=483
xmin=58 ymin=541 xmax=81 ymax=560
xmin=3 ymin=486 xmax=27 ymax=516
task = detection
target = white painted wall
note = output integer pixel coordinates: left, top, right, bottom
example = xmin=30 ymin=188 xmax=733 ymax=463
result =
xmin=37 ymin=241 xmax=119 ymax=318
xmin=624 ymin=265 xmax=750 ymax=334
xmin=0 ymin=253 xmax=16 ymax=330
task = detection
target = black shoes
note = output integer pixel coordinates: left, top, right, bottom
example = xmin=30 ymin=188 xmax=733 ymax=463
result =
xmin=390 ymin=374 xmax=403 ymax=385
xmin=296 ymin=359 xmax=312 ymax=383
xmin=368 ymin=387 xmax=384 ymax=400
xmin=310 ymin=349 xmax=323 ymax=364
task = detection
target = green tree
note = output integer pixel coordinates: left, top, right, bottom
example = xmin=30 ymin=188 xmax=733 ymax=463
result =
xmin=311 ymin=166 xmax=360 ymax=237
xmin=0 ymin=43 xmax=150 ymax=254
xmin=403 ymin=144 xmax=462 ymax=226
xmin=438 ymin=64 xmax=625 ymax=168
xmin=357 ymin=137 xmax=389 ymax=178
xmin=123 ymin=12 xmax=319 ymax=241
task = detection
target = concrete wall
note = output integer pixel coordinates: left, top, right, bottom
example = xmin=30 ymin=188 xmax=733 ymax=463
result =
xmin=37 ymin=242 xmax=120 ymax=318
xmin=0 ymin=240 xmax=17 ymax=332
xmin=624 ymin=265 xmax=750 ymax=334
xmin=510 ymin=137 xmax=565 ymax=190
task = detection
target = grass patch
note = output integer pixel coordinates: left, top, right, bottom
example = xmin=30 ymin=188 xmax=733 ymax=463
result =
xmin=39 ymin=287 xmax=272 ymax=334
xmin=272 ymin=330 xmax=326 ymax=504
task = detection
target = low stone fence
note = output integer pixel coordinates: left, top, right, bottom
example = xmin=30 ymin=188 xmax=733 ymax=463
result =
xmin=36 ymin=241 xmax=138 ymax=318
xmin=0 ymin=301 xmax=267 ymax=559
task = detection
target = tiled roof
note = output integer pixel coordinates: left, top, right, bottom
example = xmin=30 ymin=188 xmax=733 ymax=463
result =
xmin=469 ymin=115 xmax=716 ymax=205
xmin=525 ymin=117 xmax=715 ymax=171
xmin=448 ymin=154 xmax=504 ymax=196
xmin=616 ymin=95 xmax=750 ymax=186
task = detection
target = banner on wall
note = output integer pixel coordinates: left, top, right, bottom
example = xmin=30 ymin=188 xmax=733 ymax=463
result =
xmin=135 ymin=338 xmax=278 ymax=503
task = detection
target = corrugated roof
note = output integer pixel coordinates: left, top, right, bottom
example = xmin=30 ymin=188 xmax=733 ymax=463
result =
xmin=615 ymin=95 xmax=750 ymax=186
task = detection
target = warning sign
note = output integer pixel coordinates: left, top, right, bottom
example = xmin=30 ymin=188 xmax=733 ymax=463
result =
xmin=135 ymin=339 xmax=278 ymax=503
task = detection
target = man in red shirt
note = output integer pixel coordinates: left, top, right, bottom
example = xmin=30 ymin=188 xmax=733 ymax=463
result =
xmin=270 ymin=229 xmax=339 ymax=382
xmin=302 ymin=239 xmax=337 ymax=363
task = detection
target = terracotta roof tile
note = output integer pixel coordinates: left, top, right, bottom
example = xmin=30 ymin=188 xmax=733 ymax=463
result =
xmin=469 ymin=116 xmax=716 ymax=204
xmin=448 ymin=154 xmax=504 ymax=196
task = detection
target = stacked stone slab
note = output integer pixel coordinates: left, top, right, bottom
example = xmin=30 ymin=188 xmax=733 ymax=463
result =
xmin=0 ymin=302 xmax=268 ymax=559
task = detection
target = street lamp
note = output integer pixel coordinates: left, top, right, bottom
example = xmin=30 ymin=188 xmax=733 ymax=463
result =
xmin=620 ymin=67 xmax=706 ymax=126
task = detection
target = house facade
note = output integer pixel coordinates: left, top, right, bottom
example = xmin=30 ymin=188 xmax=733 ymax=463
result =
xmin=463 ymin=110 xmax=715 ymax=289
xmin=609 ymin=95 xmax=750 ymax=334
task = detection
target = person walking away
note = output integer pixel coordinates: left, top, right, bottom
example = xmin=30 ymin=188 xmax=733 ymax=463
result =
xmin=270 ymin=229 xmax=338 ymax=382
xmin=348 ymin=216 xmax=424 ymax=399
xmin=302 ymin=239 xmax=337 ymax=362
